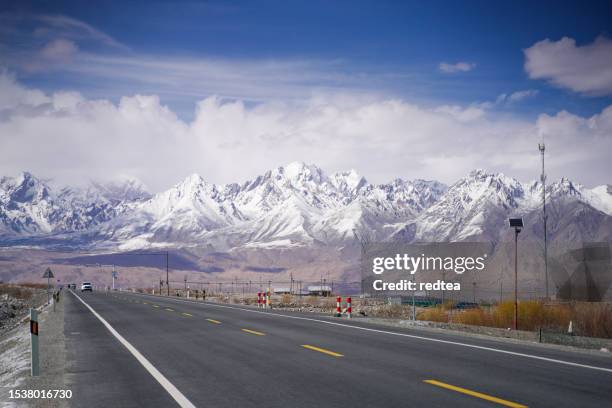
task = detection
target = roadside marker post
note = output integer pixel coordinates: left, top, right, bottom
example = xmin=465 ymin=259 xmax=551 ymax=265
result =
xmin=42 ymin=267 xmax=54 ymax=305
xmin=336 ymin=296 xmax=342 ymax=317
xmin=347 ymin=297 xmax=352 ymax=319
xmin=30 ymin=308 xmax=39 ymax=376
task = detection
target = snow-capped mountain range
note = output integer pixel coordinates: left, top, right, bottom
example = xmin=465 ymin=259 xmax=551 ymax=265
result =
xmin=0 ymin=163 xmax=610 ymax=250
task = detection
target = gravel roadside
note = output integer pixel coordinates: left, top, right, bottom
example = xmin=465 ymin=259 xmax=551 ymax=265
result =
xmin=0 ymin=293 xmax=68 ymax=408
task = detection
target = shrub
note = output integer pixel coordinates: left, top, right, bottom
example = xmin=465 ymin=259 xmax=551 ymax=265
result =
xmin=417 ymin=306 xmax=448 ymax=323
xmin=571 ymin=303 xmax=612 ymax=338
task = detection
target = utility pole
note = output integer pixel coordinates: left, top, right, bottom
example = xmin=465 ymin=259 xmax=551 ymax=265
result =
xmin=441 ymin=270 xmax=446 ymax=304
xmin=411 ymin=278 xmax=416 ymax=320
xmin=353 ymin=228 xmax=371 ymax=297
xmin=166 ymin=251 xmax=169 ymax=296
xmin=111 ymin=265 xmax=117 ymax=291
xmin=515 ymin=228 xmax=519 ymax=330
xmin=509 ymin=217 xmax=523 ymax=331
xmin=539 ymin=143 xmax=549 ymax=299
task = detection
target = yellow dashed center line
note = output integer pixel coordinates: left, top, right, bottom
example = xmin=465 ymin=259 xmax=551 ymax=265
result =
xmin=152 ymin=305 xmax=160 ymax=308
xmin=241 ymin=329 xmax=265 ymax=336
xmin=165 ymin=308 xmax=174 ymax=312
xmin=181 ymin=312 xmax=193 ymax=317
xmin=301 ymin=345 xmax=343 ymax=358
xmin=206 ymin=319 xmax=221 ymax=324
xmin=424 ymin=380 xmax=527 ymax=408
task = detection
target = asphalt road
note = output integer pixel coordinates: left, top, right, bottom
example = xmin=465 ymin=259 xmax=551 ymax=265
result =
xmin=63 ymin=290 xmax=612 ymax=408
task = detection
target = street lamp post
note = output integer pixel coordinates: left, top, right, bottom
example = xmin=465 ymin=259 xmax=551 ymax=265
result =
xmin=509 ymin=217 xmax=523 ymax=330
xmin=539 ymin=143 xmax=548 ymax=299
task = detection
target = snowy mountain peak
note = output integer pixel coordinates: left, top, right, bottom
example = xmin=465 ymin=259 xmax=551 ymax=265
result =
xmin=0 ymin=171 xmax=50 ymax=203
xmin=549 ymin=177 xmax=582 ymax=198
xmin=1 ymin=167 xmax=608 ymax=248
xmin=282 ymin=161 xmax=325 ymax=183
xmin=179 ymin=173 xmax=207 ymax=189
xmin=330 ymin=169 xmax=368 ymax=198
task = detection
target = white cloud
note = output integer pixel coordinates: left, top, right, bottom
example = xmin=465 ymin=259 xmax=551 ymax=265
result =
xmin=439 ymin=62 xmax=476 ymax=74
xmin=0 ymin=73 xmax=610 ymax=191
xmin=524 ymin=36 xmax=612 ymax=96
xmin=508 ymin=89 xmax=539 ymax=103
xmin=40 ymin=38 xmax=79 ymax=61
xmin=34 ymin=14 xmax=128 ymax=51
xmin=433 ymin=105 xmax=486 ymax=121
xmin=0 ymin=71 xmax=50 ymax=110
xmin=496 ymin=89 xmax=539 ymax=105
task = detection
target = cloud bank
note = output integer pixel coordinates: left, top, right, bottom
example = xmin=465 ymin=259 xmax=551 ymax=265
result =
xmin=524 ymin=36 xmax=612 ymax=96
xmin=0 ymin=72 xmax=610 ymax=191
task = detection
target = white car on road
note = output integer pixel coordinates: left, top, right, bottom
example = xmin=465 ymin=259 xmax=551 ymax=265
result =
xmin=81 ymin=282 xmax=93 ymax=292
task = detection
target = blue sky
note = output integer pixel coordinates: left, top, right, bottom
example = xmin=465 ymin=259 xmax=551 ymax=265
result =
xmin=3 ymin=0 xmax=611 ymax=118
xmin=0 ymin=1 xmax=611 ymax=189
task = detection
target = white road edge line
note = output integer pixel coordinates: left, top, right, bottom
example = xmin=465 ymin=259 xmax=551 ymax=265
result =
xmin=127 ymin=292 xmax=612 ymax=374
xmin=70 ymin=291 xmax=196 ymax=408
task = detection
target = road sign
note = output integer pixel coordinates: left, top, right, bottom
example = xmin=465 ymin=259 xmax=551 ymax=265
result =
xmin=42 ymin=268 xmax=54 ymax=278
xmin=43 ymin=268 xmax=54 ymax=305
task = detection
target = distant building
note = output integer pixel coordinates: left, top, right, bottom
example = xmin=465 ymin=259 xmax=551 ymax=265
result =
xmin=273 ymin=287 xmax=291 ymax=294
xmin=307 ymin=285 xmax=332 ymax=296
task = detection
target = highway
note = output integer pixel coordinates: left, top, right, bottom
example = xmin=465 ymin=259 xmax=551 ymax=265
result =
xmin=63 ymin=290 xmax=612 ymax=408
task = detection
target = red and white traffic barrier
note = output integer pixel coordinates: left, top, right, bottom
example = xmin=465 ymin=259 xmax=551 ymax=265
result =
xmin=257 ymin=292 xmax=262 ymax=308
xmin=346 ymin=297 xmax=352 ymax=319
xmin=336 ymin=296 xmax=342 ymax=317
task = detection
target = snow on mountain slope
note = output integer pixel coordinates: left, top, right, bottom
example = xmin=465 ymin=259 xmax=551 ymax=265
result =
xmin=581 ymin=184 xmax=612 ymax=216
xmin=0 ymin=172 xmax=54 ymax=234
xmin=405 ymin=170 xmax=611 ymax=243
xmin=413 ymin=169 xmax=528 ymax=241
xmin=0 ymin=164 xmax=608 ymax=249
xmin=0 ymin=172 xmax=150 ymax=236
xmin=100 ymin=162 xmax=446 ymax=248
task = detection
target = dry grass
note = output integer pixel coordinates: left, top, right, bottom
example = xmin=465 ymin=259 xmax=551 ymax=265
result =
xmin=438 ymin=301 xmax=612 ymax=338
xmin=306 ymin=295 xmax=319 ymax=306
xmin=572 ymin=303 xmax=612 ymax=339
xmin=417 ymin=306 xmax=449 ymax=323
xmin=0 ymin=284 xmax=35 ymax=300
xmin=452 ymin=301 xmax=570 ymax=330
xmin=17 ymin=283 xmax=47 ymax=289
